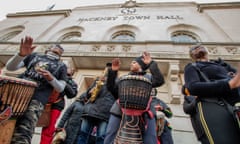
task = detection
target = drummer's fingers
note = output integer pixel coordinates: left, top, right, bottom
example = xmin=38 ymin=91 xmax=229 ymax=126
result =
xmin=37 ymin=71 xmax=43 ymax=75
xmin=38 ymin=68 xmax=44 ymax=72
xmin=40 ymin=71 xmax=50 ymax=78
xmin=20 ymin=38 xmax=24 ymax=47
xmin=31 ymin=46 xmax=37 ymax=51
xmin=29 ymin=37 xmax=34 ymax=46
xmin=112 ymin=58 xmax=117 ymax=62
xmin=143 ymin=51 xmax=150 ymax=57
xmin=38 ymin=69 xmax=48 ymax=75
xmin=26 ymin=36 xmax=32 ymax=45
xmin=112 ymin=58 xmax=119 ymax=65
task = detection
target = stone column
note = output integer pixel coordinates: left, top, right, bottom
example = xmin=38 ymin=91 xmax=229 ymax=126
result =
xmin=167 ymin=60 xmax=181 ymax=104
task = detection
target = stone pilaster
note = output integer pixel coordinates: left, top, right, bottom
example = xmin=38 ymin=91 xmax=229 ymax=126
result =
xmin=167 ymin=60 xmax=181 ymax=104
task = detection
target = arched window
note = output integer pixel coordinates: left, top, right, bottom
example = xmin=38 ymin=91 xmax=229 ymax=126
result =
xmin=0 ymin=30 xmax=22 ymax=41
xmin=111 ymin=31 xmax=135 ymax=42
xmin=59 ymin=32 xmax=81 ymax=41
xmin=171 ymin=31 xmax=200 ymax=43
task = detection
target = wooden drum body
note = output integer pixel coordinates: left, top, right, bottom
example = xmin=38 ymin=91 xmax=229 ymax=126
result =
xmin=0 ymin=75 xmax=37 ymax=144
xmin=118 ymin=75 xmax=152 ymax=110
xmin=115 ymin=75 xmax=152 ymax=144
xmin=0 ymin=75 xmax=37 ymax=120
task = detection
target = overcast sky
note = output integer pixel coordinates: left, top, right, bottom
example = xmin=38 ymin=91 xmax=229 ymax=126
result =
xmin=0 ymin=0 xmax=239 ymax=20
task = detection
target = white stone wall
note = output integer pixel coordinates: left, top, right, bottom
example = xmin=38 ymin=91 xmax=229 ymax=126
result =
xmin=0 ymin=1 xmax=239 ymax=144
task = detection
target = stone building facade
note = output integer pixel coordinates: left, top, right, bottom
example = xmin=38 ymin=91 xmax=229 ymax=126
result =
xmin=0 ymin=1 xmax=239 ymax=143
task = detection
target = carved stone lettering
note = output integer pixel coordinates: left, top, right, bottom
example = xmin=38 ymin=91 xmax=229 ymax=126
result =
xmin=78 ymin=15 xmax=183 ymax=22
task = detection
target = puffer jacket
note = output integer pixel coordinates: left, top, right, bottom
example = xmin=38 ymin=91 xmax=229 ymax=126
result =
xmin=57 ymin=93 xmax=86 ymax=144
xmin=81 ymin=80 xmax=116 ymax=121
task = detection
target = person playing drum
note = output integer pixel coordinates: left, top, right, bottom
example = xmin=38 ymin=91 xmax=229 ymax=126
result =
xmin=6 ymin=36 xmax=68 ymax=144
xmin=104 ymin=51 xmax=165 ymax=144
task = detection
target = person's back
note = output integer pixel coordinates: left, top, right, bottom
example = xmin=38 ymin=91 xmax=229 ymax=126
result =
xmin=54 ymin=92 xmax=86 ymax=144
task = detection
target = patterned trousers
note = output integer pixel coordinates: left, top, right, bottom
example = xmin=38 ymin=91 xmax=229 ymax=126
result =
xmin=11 ymin=100 xmax=44 ymax=144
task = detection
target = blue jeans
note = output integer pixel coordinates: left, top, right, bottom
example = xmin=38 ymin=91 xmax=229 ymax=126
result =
xmin=104 ymin=114 xmax=157 ymax=144
xmin=104 ymin=115 xmax=121 ymax=144
xmin=160 ymin=121 xmax=174 ymax=144
xmin=77 ymin=117 xmax=108 ymax=144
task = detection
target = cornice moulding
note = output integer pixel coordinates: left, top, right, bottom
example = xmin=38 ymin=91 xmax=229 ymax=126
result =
xmin=198 ymin=2 xmax=240 ymax=12
xmin=6 ymin=9 xmax=72 ymax=18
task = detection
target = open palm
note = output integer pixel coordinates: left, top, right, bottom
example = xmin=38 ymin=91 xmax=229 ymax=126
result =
xmin=19 ymin=36 xmax=36 ymax=56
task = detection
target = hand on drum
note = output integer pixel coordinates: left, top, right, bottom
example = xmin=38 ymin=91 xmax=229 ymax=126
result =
xmin=19 ymin=36 xmax=36 ymax=57
xmin=37 ymin=68 xmax=54 ymax=81
xmin=112 ymin=58 xmax=121 ymax=71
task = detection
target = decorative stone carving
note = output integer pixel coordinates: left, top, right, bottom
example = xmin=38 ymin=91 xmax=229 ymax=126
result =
xmin=107 ymin=45 xmax=115 ymax=51
xmin=122 ymin=45 xmax=131 ymax=52
xmin=225 ymin=47 xmax=237 ymax=54
xmin=121 ymin=0 xmax=138 ymax=8
xmin=207 ymin=47 xmax=218 ymax=54
xmin=92 ymin=45 xmax=101 ymax=51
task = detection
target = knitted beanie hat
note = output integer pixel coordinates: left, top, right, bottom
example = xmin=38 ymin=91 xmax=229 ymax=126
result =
xmin=134 ymin=56 xmax=147 ymax=70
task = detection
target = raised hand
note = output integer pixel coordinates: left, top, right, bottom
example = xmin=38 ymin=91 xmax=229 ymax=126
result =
xmin=19 ymin=36 xmax=36 ymax=57
xmin=112 ymin=58 xmax=121 ymax=71
xmin=229 ymin=64 xmax=240 ymax=89
xmin=142 ymin=51 xmax=152 ymax=65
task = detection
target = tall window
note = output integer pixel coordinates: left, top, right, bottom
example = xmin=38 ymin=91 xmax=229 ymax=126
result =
xmin=59 ymin=32 xmax=81 ymax=41
xmin=111 ymin=31 xmax=135 ymax=42
xmin=0 ymin=31 xmax=22 ymax=41
xmin=171 ymin=31 xmax=199 ymax=43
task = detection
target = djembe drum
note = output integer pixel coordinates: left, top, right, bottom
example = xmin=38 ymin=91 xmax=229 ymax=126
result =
xmin=0 ymin=75 xmax=37 ymax=144
xmin=114 ymin=75 xmax=152 ymax=144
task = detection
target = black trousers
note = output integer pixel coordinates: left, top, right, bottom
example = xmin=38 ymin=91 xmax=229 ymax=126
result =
xmin=192 ymin=100 xmax=240 ymax=144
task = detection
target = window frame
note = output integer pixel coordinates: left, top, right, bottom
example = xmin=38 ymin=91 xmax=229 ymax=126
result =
xmin=59 ymin=32 xmax=82 ymax=41
xmin=171 ymin=31 xmax=200 ymax=43
xmin=0 ymin=30 xmax=22 ymax=41
xmin=111 ymin=30 xmax=135 ymax=42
